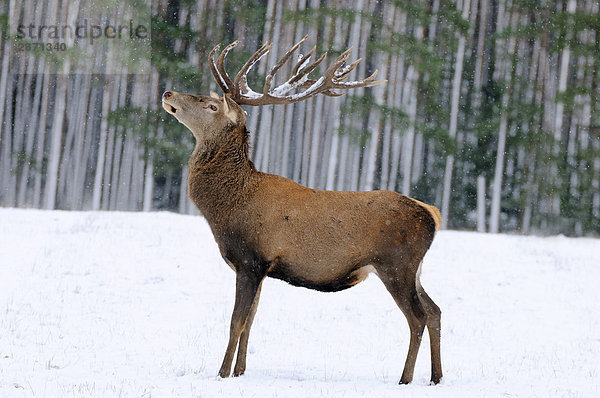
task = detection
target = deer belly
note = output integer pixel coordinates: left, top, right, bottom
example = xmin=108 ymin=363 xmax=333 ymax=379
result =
xmin=267 ymin=259 xmax=376 ymax=292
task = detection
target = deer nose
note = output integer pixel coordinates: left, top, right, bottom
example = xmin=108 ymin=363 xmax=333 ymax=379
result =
xmin=163 ymin=91 xmax=173 ymax=100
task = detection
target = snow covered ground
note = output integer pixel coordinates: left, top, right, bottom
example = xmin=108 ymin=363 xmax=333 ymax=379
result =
xmin=0 ymin=208 xmax=599 ymax=398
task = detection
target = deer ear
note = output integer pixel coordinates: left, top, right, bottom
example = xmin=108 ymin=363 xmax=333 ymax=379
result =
xmin=209 ymin=90 xmax=220 ymax=99
xmin=222 ymin=94 xmax=241 ymax=124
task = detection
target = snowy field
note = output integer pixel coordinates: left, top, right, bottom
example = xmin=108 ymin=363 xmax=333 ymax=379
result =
xmin=1 ymin=208 xmax=599 ymax=398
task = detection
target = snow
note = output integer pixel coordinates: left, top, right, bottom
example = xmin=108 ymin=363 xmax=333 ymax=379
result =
xmin=288 ymin=77 xmax=325 ymax=101
xmin=270 ymin=55 xmax=312 ymax=98
xmin=1 ymin=208 xmax=599 ymax=398
xmin=238 ymin=82 xmax=262 ymax=100
xmin=272 ymin=81 xmax=294 ymax=97
xmin=334 ymin=63 xmax=353 ymax=78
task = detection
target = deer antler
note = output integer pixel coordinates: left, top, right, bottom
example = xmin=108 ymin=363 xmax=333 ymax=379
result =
xmin=208 ymin=35 xmax=385 ymax=106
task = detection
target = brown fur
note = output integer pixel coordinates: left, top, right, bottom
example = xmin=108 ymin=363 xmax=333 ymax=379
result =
xmin=162 ymin=91 xmax=443 ymax=384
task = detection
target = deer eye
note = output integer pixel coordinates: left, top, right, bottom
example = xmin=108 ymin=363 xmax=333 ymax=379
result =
xmin=209 ymin=104 xmax=217 ymax=111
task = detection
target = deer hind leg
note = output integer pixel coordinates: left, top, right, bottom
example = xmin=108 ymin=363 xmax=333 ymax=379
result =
xmin=232 ymin=283 xmax=262 ymax=376
xmin=416 ymin=277 xmax=443 ymax=384
xmin=377 ymin=266 xmax=427 ymax=385
xmin=218 ymin=273 xmax=262 ymax=378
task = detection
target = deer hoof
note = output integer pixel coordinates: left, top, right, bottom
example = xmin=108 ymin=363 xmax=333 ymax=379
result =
xmin=218 ymin=367 xmax=231 ymax=378
xmin=430 ymin=375 xmax=442 ymax=385
xmin=232 ymin=368 xmax=245 ymax=377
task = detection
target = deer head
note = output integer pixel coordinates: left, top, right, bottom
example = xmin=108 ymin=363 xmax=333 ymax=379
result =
xmin=162 ymin=35 xmax=384 ymax=153
xmin=162 ymin=90 xmax=246 ymax=143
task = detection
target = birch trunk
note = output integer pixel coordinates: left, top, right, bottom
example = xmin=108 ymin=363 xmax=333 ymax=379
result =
xmin=92 ymin=61 xmax=114 ymax=210
xmin=0 ymin=0 xmax=18 ymax=205
xmin=254 ymin=0 xmax=277 ymax=172
xmin=363 ymin=1 xmax=391 ymax=191
xmin=43 ymin=0 xmax=80 ymax=209
xmin=325 ymin=16 xmax=348 ymax=190
xmin=387 ymin=10 xmax=407 ymax=192
xmin=477 ymin=176 xmax=486 ymax=232
xmin=441 ymin=0 xmax=471 ymax=229
xmin=489 ymin=0 xmax=517 ymax=233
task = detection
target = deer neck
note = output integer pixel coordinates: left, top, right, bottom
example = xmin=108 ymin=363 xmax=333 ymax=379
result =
xmin=187 ymin=124 xmax=257 ymax=223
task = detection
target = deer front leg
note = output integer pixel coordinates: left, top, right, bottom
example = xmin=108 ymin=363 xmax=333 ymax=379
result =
xmin=232 ymin=283 xmax=262 ymax=376
xmin=218 ymin=272 xmax=262 ymax=378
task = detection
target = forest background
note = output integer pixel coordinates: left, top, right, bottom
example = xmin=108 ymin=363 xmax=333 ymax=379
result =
xmin=1 ymin=0 xmax=599 ymax=236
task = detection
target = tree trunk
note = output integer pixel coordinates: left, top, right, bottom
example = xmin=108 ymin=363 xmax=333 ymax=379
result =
xmin=489 ymin=0 xmax=517 ymax=233
xmin=441 ymin=0 xmax=471 ymax=229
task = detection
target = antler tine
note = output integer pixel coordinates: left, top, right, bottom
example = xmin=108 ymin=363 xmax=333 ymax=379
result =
xmin=265 ymin=50 xmax=327 ymax=99
xmin=296 ymin=80 xmax=347 ymax=97
xmin=290 ymin=45 xmax=316 ymax=77
xmin=215 ymin=40 xmax=240 ymax=93
xmin=334 ymin=69 xmax=386 ymax=88
xmin=284 ymin=46 xmax=385 ymax=100
xmin=234 ymin=41 xmax=272 ymax=94
xmin=288 ymin=51 xmax=327 ymax=86
xmin=281 ymin=47 xmax=350 ymax=96
xmin=335 ymin=58 xmax=361 ymax=81
xmin=209 ymin=43 xmax=230 ymax=93
xmin=263 ymin=35 xmax=309 ymax=95
xmin=323 ymin=47 xmax=353 ymax=80
xmin=320 ymin=47 xmax=386 ymax=90
xmin=323 ymin=90 xmax=347 ymax=97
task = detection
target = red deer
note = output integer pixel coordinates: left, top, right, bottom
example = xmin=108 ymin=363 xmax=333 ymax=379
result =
xmin=161 ymin=35 xmax=443 ymax=385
